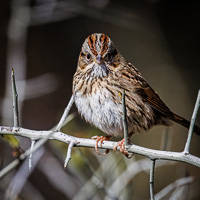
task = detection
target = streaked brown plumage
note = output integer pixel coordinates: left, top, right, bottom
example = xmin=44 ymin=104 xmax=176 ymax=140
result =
xmin=73 ymin=33 xmax=200 ymax=143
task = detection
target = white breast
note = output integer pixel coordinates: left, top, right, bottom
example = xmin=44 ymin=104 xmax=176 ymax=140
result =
xmin=74 ymin=89 xmax=124 ymax=137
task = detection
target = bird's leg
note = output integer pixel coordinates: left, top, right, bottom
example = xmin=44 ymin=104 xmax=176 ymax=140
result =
xmin=113 ymin=138 xmax=132 ymax=158
xmin=91 ymin=136 xmax=111 ymax=155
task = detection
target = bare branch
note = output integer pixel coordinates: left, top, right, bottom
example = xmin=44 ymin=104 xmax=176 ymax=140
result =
xmin=160 ymin=127 xmax=170 ymax=151
xmin=11 ymin=68 xmax=19 ymax=127
xmin=2 ymin=0 xmax=30 ymax=126
xmin=55 ymin=95 xmax=74 ymax=131
xmin=0 ymin=159 xmax=20 ymax=179
xmin=1 ymin=126 xmax=200 ymax=170
xmin=155 ymin=176 xmax=194 ymax=200
xmin=169 ymin=186 xmax=186 ymax=200
xmin=106 ymin=159 xmax=174 ymax=199
xmin=122 ymin=90 xmax=128 ymax=147
xmin=5 ymin=148 xmax=44 ymax=200
xmin=184 ymin=90 xmax=200 ymax=154
xmin=150 ymin=159 xmax=156 ymax=200
xmin=29 ymin=140 xmax=36 ymax=170
xmin=64 ymin=141 xmax=75 ymax=168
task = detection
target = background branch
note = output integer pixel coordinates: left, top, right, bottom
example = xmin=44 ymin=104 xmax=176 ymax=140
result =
xmin=154 ymin=176 xmax=194 ymax=200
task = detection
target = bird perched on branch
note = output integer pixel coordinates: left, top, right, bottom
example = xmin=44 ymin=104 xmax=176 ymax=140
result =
xmin=73 ymin=33 xmax=200 ymax=154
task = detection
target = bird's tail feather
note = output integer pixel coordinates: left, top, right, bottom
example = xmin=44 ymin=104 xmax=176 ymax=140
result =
xmin=170 ymin=113 xmax=200 ymax=135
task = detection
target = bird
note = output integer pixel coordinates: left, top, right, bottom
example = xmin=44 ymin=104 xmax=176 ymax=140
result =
xmin=72 ymin=33 xmax=200 ymax=154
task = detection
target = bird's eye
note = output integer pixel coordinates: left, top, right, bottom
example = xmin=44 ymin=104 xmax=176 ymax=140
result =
xmin=86 ymin=53 xmax=91 ymax=60
xmin=105 ymin=49 xmax=117 ymax=61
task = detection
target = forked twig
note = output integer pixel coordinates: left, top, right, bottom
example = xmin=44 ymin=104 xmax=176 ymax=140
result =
xmin=184 ymin=90 xmax=200 ymax=154
xmin=64 ymin=141 xmax=75 ymax=168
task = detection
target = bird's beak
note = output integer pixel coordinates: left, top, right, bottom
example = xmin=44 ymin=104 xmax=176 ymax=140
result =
xmin=95 ymin=55 xmax=102 ymax=64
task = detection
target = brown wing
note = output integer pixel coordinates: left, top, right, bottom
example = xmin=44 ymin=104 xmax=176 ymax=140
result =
xmin=121 ymin=62 xmax=173 ymax=118
xmin=135 ymin=86 xmax=173 ymax=117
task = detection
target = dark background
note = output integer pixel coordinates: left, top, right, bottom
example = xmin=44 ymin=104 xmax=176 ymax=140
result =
xmin=0 ymin=0 xmax=200 ymax=199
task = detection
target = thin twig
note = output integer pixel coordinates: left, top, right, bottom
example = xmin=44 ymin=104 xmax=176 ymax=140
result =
xmin=0 ymin=159 xmax=20 ymax=179
xmin=2 ymin=0 xmax=30 ymax=126
xmin=55 ymin=95 xmax=74 ymax=131
xmin=154 ymin=176 xmax=194 ymax=200
xmin=184 ymin=90 xmax=200 ymax=154
xmin=150 ymin=159 xmax=156 ymax=200
xmin=122 ymin=90 xmax=128 ymax=147
xmin=11 ymin=68 xmax=19 ymax=127
xmin=64 ymin=141 xmax=75 ymax=168
xmin=29 ymin=140 xmax=36 ymax=170
xmin=160 ymin=127 xmax=170 ymax=151
xmin=169 ymin=186 xmax=186 ymax=200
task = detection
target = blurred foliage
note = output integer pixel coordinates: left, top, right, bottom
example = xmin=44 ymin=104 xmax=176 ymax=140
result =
xmin=1 ymin=135 xmax=19 ymax=149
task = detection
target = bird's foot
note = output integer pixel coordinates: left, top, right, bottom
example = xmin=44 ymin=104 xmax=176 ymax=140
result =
xmin=113 ymin=138 xmax=133 ymax=158
xmin=91 ymin=136 xmax=110 ymax=155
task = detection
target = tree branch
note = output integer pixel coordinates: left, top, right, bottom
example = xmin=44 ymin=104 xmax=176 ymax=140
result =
xmin=184 ymin=90 xmax=200 ymax=154
xmin=64 ymin=141 xmax=75 ymax=168
xmin=1 ymin=126 xmax=200 ymax=168
xmin=122 ymin=90 xmax=129 ymax=147
xmin=106 ymin=159 xmax=174 ymax=199
xmin=11 ymin=68 xmax=19 ymax=127
xmin=55 ymin=95 xmax=74 ymax=131
xmin=29 ymin=140 xmax=36 ymax=169
xmin=155 ymin=176 xmax=194 ymax=200
xmin=150 ymin=159 xmax=156 ymax=200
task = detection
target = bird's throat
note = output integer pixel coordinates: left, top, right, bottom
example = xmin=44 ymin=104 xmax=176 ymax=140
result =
xmin=91 ymin=63 xmax=109 ymax=78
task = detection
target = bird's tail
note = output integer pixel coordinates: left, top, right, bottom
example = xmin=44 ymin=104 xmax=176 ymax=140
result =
xmin=170 ymin=113 xmax=200 ymax=135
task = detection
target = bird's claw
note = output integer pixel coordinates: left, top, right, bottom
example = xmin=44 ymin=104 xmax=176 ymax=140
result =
xmin=91 ymin=136 xmax=110 ymax=155
xmin=113 ymin=139 xmax=133 ymax=158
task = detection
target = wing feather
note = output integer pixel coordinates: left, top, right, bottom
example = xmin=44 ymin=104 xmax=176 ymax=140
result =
xmin=119 ymin=62 xmax=173 ymax=118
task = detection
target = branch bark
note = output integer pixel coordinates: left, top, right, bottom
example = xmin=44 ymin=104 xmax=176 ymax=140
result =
xmin=1 ymin=126 xmax=200 ymax=168
xmin=150 ymin=159 xmax=156 ymax=200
